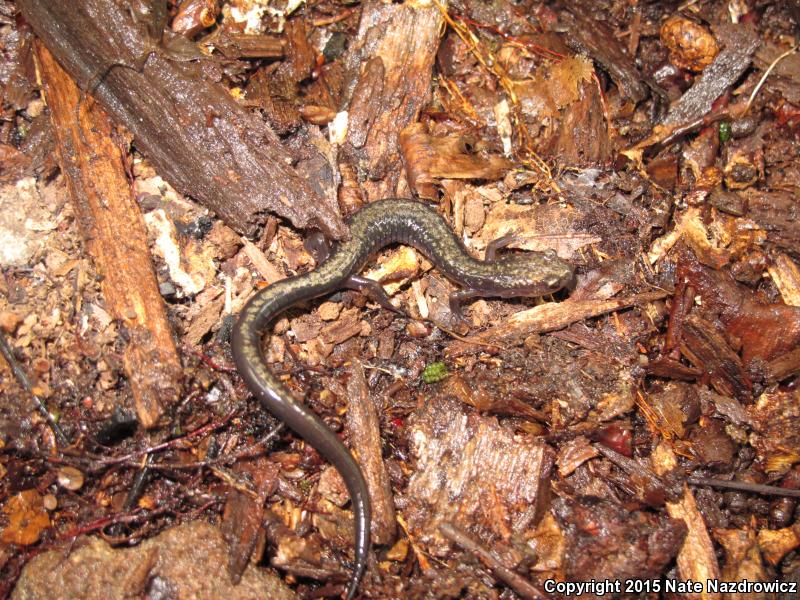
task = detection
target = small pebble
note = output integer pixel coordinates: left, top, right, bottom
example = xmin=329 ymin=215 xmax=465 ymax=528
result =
xmin=0 ymin=311 xmax=23 ymax=333
xmin=318 ymin=302 xmax=342 ymax=321
xmin=57 ymin=466 xmax=85 ymax=491
xmin=405 ymin=321 xmax=430 ymax=338
xmin=42 ymin=494 xmax=58 ymax=511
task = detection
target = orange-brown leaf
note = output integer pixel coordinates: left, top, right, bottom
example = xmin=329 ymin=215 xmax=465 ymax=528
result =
xmin=1 ymin=490 xmax=50 ymax=546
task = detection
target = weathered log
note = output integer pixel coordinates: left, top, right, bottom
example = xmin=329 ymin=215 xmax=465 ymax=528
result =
xmin=18 ymin=0 xmax=345 ymax=238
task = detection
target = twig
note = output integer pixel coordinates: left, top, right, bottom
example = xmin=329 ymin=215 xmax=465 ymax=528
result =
xmin=61 ymin=506 xmax=172 ymax=539
xmin=688 ymin=476 xmax=800 ymax=499
xmin=436 ymin=322 xmax=506 ymax=350
xmin=140 ymin=422 xmax=286 ymax=469
xmin=311 ymin=6 xmax=358 ymax=27
xmin=744 ymin=45 xmax=799 ymax=115
xmin=58 ymin=421 xmax=285 ymax=473
xmin=439 ymin=522 xmax=547 ymax=600
xmin=67 ymin=408 xmax=239 ymax=469
xmin=0 ymin=330 xmax=70 ymax=447
xmin=106 ymin=453 xmax=154 ymax=537
xmin=190 ymin=348 xmax=238 ymax=373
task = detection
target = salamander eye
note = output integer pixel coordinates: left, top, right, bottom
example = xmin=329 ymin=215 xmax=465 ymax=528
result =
xmin=544 ymin=249 xmax=557 ymax=259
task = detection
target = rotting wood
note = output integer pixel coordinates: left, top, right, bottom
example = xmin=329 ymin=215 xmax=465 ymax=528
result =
xmin=680 ymin=313 xmax=750 ymax=398
xmin=17 ymin=0 xmax=345 ymax=239
xmin=399 ymin=122 xmax=512 ymax=199
xmin=406 ymin=396 xmax=553 ymax=553
xmin=35 ymin=42 xmax=182 ymax=429
xmin=667 ymin=487 xmax=722 ymax=600
xmin=212 ymin=32 xmax=286 ymax=60
xmin=559 ymin=7 xmax=652 ymax=105
xmin=765 ymin=346 xmax=800 ymax=384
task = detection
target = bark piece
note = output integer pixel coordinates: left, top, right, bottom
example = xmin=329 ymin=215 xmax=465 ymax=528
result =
xmin=671 ymin=252 xmax=800 ymax=376
xmin=556 ymin=436 xmax=599 ymax=478
xmin=18 ymin=0 xmax=344 ymax=238
xmin=745 ymin=190 xmax=800 ymax=256
xmin=631 ymin=24 xmax=760 ymax=150
xmin=399 ymin=123 xmax=511 ymax=199
xmin=764 ymin=346 xmax=800 ymax=384
xmin=221 ymin=459 xmax=280 ymax=583
xmin=548 ymin=74 xmax=609 ymax=164
xmin=36 ymin=43 xmax=182 ymax=428
xmin=559 ymin=7 xmax=651 ymax=104
xmin=748 ymin=388 xmax=800 ymax=473
xmin=265 ymin=509 xmax=346 ymax=584
xmin=662 ymin=25 xmax=759 ymax=128
xmin=754 ymin=42 xmax=800 ymax=105
xmin=214 ymin=33 xmax=286 ymax=59
xmin=768 ymin=253 xmax=800 ymax=307
xmin=758 ymin=526 xmax=800 ymax=566
xmin=339 ymin=0 xmax=443 ymax=200
xmin=447 ymin=291 xmax=667 ymax=350
xmin=698 ymin=388 xmax=751 ymax=427
xmin=680 ymin=313 xmax=750 ymax=399
xmin=688 ymin=419 xmax=736 ymax=471
xmin=666 ymin=488 xmax=722 ymax=600
xmin=553 ymin=495 xmax=686 ymax=584
xmin=714 ymin=527 xmax=769 ymax=595
xmin=345 ymin=360 xmax=396 ymax=545
xmin=406 ymin=396 xmax=553 ymax=556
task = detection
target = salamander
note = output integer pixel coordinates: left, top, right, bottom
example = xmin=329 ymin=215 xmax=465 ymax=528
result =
xmin=231 ymin=198 xmax=574 ymax=599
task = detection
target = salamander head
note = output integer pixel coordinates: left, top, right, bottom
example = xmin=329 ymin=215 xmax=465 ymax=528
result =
xmin=495 ymin=249 xmax=575 ymax=297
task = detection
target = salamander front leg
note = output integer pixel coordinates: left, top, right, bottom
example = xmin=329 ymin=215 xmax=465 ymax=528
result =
xmin=447 ymin=233 xmax=523 ymax=321
xmin=345 ymin=275 xmax=405 ymax=315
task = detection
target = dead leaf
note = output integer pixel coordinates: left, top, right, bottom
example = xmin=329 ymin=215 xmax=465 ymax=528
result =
xmin=1 ymin=490 xmax=50 ymax=546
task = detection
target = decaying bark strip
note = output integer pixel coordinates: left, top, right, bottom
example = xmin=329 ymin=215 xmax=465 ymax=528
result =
xmin=345 ymin=361 xmax=396 ymax=545
xmin=447 ymin=291 xmax=669 ymax=352
xmin=18 ymin=0 xmax=345 ymax=239
xmin=35 ymin=43 xmax=182 ymax=428
xmin=221 ymin=459 xmax=280 ymax=583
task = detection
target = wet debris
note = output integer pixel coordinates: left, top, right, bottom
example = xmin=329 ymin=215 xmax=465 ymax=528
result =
xmin=3 ymin=0 xmax=800 ymax=597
